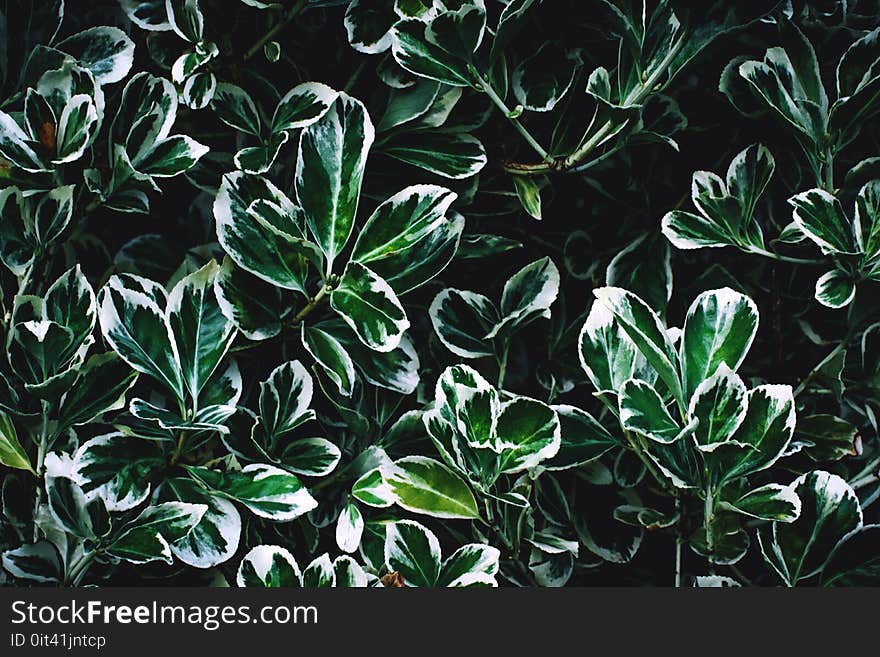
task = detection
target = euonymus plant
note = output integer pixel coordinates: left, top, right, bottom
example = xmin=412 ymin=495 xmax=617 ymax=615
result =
xmin=1 ymin=0 xmax=879 ymax=588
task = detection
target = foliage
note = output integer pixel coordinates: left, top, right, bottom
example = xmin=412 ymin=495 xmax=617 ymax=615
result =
xmin=1 ymin=0 xmax=879 ymax=588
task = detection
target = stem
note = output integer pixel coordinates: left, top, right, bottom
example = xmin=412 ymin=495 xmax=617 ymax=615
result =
xmin=244 ymin=0 xmax=307 ymax=61
xmin=674 ymin=496 xmax=683 ymax=588
xmin=747 ymin=247 xmax=825 ymax=266
xmin=473 ymin=70 xmax=552 ymax=164
xmin=342 ymin=60 xmax=366 ymax=93
xmin=850 ymin=454 xmax=880 ymax=490
xmin=823 ymin=144 xmax=834 ymax=191
xmin=793 ymin=340 xmax=847 ymax=398
xmin=66 ymin=552 xmax=96 ymax=586
xmin=170 ymin=431 xmax=188 ymax=466
xmin=704 ymin=488 xmax=715 ymax=555
xmin=496 ymin=340 xmax=510 ymax=389
xmin=291 ymin=283 xmax=331 ymax=324
xmin=32 ymin=401 xmax=51 ymax=542
xmin=504 ymin=34 xmax=686 ymax=175
xmin=625 ymin=431 xmax=673 ymax=495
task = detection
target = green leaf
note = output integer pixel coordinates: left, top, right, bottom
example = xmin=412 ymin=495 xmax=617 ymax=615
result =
xmin=488 ymin=257 xmax=560 ymax=337
xmin=759 ymin=471 xmax=862 ymax=586
xmin=438 ymin=543 xmax=500 ymax=587
xmin=214 ymin=255 xmax=287 ymax=341
xmin=542 ymin=405 xmax=617 ymax=470
xmin=351 ymin=184 xmax=461 ymax=294
xmin=384 ymin=520 xmax=442 ymax=587
xmin=511 ymin=42 xmax=576 ymax=112
xmin=494 ymin=397 xmax=560 ymax=475
xmin=279 ymin=437 xmax=341 ymax=477
xmin=383 ymin=456 xmax=480 ymax=519
xmin=578 ymin=300 xmax=639 ymax=395
xmin=594 ymin=287 xmax=682 ymax=405
xmin=107 ymin=502 xmax=207 ymax=565
xmin=335 ymin=502 xmax=364 ymax=553
xmin=2 ymin=542 xmax=62 ymax=583
xmin=53 ymin=94 xmax=98 ymax=163
xmin=185 ymin=464 xmax=318 ymax=521
xmin=619 ymin=379 xmax=682 ymax=444
xmin=99 ymin=275 xmax=184 ymax=400
xmin=680 ymin=287 xmax=759 ymax=403
xmin=257 ymin=360 xmax=315 ymax=442
xmin=236 ymin=545 xmax=301 ymax=587
xmin=211 ymin=83 xmax=261 ymax=136
xmin=302 ymin=554 xmax=335 ymax=587
xmin=429 ymin=288 xmax=498 ymax=358
xmin=272 ymin=82 xmax=338 ymax=133
xmin=789 ymin=188 xmax=856 ymax=255
xmin=330 ymin=261 xmax=410 ymax=352
xmin=344 ymin=0 xmax=398 ymax=54
xmin=332 ymin=324 xmax=420 ymax=394
xmin=158 ymin=478 xmax=241 ymax=569
xmin=822 ymin=525 xmax=880 ymax=586
xmin=815 ymin=269 xmax=856 ymax=309
xmin=167 ymin=261 xmax=236 ymax=404
xmin=0 ymin=111 xmax=46 ymax=171
xmin=688 ymin=364 xmax=748 ymax=450
xmin=47 ymin=476 xmax=93 ymax=539
xmin=0 ymin=411 xmax=34 ymax=473
xmin=721 ymin=483 xmax=801 ymax=522
xmin=513 ymin=175 xmax=542 ymax=220
xmin=381 ymin=131 xmax=487 ymax=179
xmin=214 ymin=172 xmax=322 ymax=293
xmin=352 ymin=467 xmax=396 ymax=508
xmin=426 ymin=5 xmax=486 ymax=63
xmin=57 ymin=26 xmax=135 ymax=85
xmin=73 ymin=433 xmax=165 ymax=511
xmin=301 ymin=324 xmax=356 ymax=396
xmin=295 ymin=93 xmax=373 ymax=271
xmin=391 ymin=18 xmax=473 ymax=87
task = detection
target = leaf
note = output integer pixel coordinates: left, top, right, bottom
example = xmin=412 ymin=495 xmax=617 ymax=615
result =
xmin=302 ymin=554 xmax=335 ymax=587
xmin=759 ymin=471 xmax=862 ymax=586
xmin=335 ymin=502 xmax=364 ymax=553
xmin=384 ymin=520 xmax=442 ymax=587
xmin=822 ymin=525 xmax=880 ymax=586
xmin=594 ymin=287 xmax=682 ymax=405
xmin=330 ymin=261 xmax=410 ymax=352
xmin=185 ymin=464 xmax=318 ymax=521
xmin=2 ymin=541 xmax=62 ymax=583
xmin=381 ymin=131 xmax=487 ymax=179
xmin=57 ymin=26 xmax=135 ymax=85
xmin=214 ymin=256 xmax=287 ymax=341
xmin=279 ymin=437 xmax=341 ymax=477
xmin=788 ymin=188 xmax=856 ymax=255
xmin=513 ymin=175 xmax=542 ymax=220
xmin=236 ymin=545 xmax=301 ymax=587
xmin=511 ymin=42 xmax=576 ymax=112
xmin=106 ymin=502 xmax=207 ymax=565
xmin=688 ymin=364 xmax=748 ymax=450
xmin=494 ymin=397 xmax=560 ymax=475
xmin=488 ymin=257 xmax=560 ymax=337
xmin=301 ymin=324 xmax=356 ymax=396
xmin=272 ymin=82 xmax=338 ymax=133
xmin=214 ymin=172 xmax=322 ymax=293
xmin=619 ymin=379 xmax=682 ymax=444
xmin=438 ymin=543 xmax=500 ymax=587
xmin=391 ymin=19 xmax=473 ymax=87
xmin=47 ymin=476 xmax=94 ymax=539
xmin=429 ymin=288 xmax=498 ymax=358
xmin=257 ymin=360 xmax=315 ymax=442
xmin=53 ymin=94 xmax=98 ymax=164
xmin=73 ymin=433 xmax=165 ymax=511
xmin=0 ymin=111 xmax=45 ymax=171
xmin=352 ymin=467 xmax=396 ymax=508
xmin=166 ymin=261 xmax=236 ymax=404
xmin=0 ymin=411 xmax=34 ymax=473
xmin=815 ymin=269 xmax=856 ymax=309
xmin=542 ymin=405 xmax=617 ymax=470
xmin=333 ymin=325 xmax=421 ymax=394
xmin=295 ymin=93 xmax=374 ymax=271
xmin=344 ymin=0 xmax=398 ymax=54
xmin=383 ymin=456 xmax=480 ymax=519
xmin=158 ymin=478 xmax=241 ymax=569
xmin=680 ymin=287 xmax=759 ymax=402
xmin=351 ymin=184 xmax=460 ymax=294
xmin=99 ymin=275 xmax=184 ymax=400
xmin=578 ymin=301 xmax=638 ymax=394
xmin=721 ymin=483 xmax=801 ymax=522
xmin=137 ymin=134 xmax=209 ymax=177
xmin=211 ymin=83 xmax=261 ymax=136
